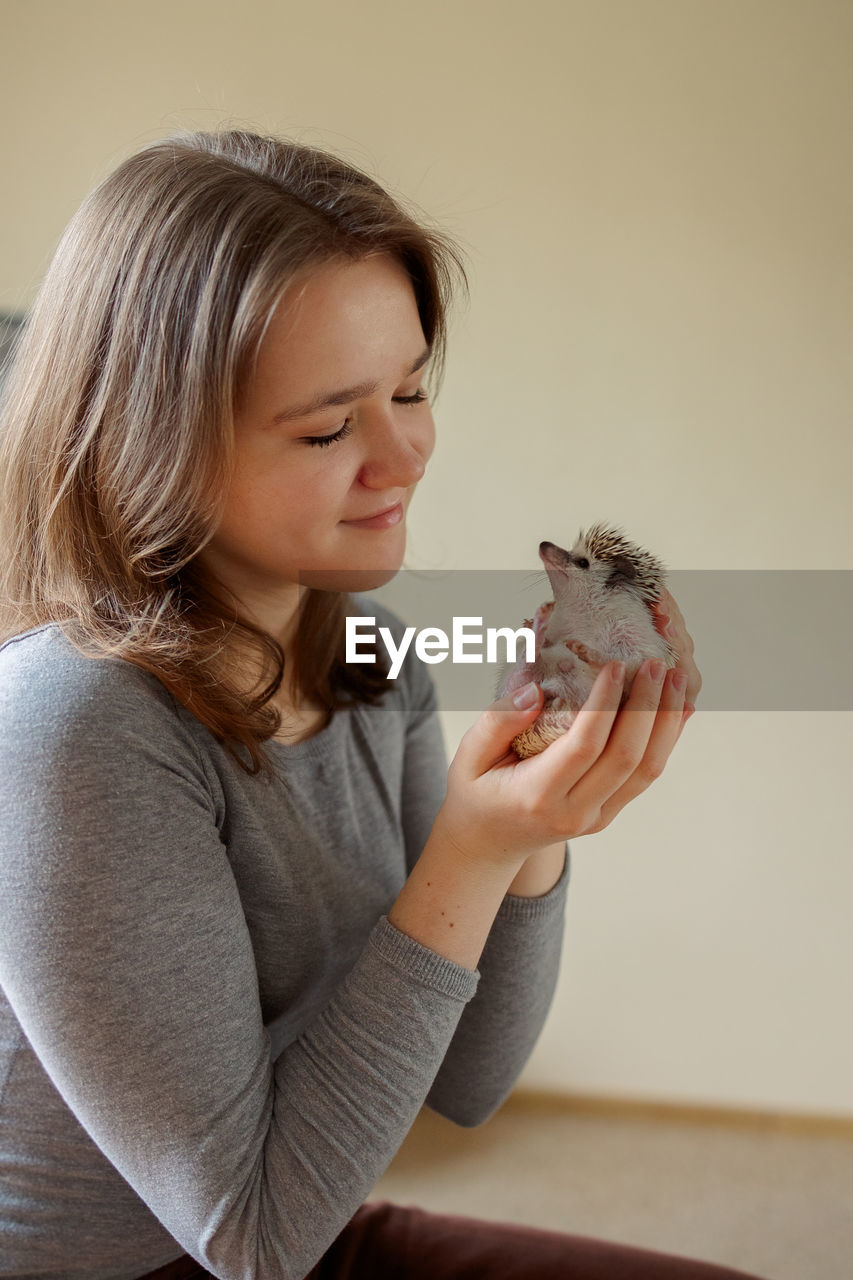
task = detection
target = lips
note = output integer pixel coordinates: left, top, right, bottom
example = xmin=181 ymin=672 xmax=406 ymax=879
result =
xmin=352 ymin=502 xmax=401 ymax=521
xmin=342 ymin=501 xmax=404 ymax=528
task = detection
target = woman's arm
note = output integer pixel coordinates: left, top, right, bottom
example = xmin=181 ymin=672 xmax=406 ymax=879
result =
xmin=0 ymin=601 xmax=691 ymax=1279
xmin=396 ymin=659 xmax=570 ymax=1125
xmin=0 ymin=633 xmax=482 ymax=1280
xmin=394 ymin=589 xmax=698 ymax=1124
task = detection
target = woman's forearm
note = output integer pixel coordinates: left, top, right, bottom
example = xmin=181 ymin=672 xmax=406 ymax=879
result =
xmin=388 ymin=815 xmax=526 ymax=971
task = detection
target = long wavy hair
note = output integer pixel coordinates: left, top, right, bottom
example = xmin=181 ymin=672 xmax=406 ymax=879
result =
xmin=0 ymin=130 xmax=465 ymax=776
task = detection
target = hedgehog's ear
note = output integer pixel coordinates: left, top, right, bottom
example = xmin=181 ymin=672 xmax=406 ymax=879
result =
xmin=605 ymin=555 xmax=637 ymax=589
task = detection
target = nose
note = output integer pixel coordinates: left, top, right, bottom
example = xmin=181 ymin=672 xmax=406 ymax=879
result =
xmin=356 ymin=408 xmax=431 ymax=490
xmin=539 ymin=542 xmax=571 ymax=572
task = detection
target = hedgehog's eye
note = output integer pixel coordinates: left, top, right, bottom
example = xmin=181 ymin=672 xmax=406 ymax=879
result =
xmin=576 ymin=557 xmax=590 ymax=570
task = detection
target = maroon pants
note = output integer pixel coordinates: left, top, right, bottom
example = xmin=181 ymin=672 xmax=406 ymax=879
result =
xmin=139 ymin=1200 xmax=769 ymax=1279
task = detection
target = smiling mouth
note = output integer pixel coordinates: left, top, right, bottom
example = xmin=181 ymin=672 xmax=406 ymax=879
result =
xmin=342 ymin=502 xmax=404 ymax=528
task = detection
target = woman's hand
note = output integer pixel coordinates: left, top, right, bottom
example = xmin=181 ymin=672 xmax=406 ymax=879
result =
xmin=435 ymin=593 xmax=702 ymax=860
xmin=652 ymin=585 xmax=702 ymax=710
xmin=579 ymin=586 xmax=702 ymax=836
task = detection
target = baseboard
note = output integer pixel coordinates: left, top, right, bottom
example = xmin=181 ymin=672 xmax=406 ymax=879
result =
xmin=506 ymin=1087 xmax=853 ymax=1138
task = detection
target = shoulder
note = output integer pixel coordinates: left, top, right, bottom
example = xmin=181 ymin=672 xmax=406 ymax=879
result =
xmin=1 ymin=623 xmax=178 ymax=729
xmin=0 ymin=624 xmax=211 ymax=786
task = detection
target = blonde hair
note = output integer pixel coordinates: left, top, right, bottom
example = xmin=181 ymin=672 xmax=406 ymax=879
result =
xmin=0 ymin=130 xmax=465 ymax=775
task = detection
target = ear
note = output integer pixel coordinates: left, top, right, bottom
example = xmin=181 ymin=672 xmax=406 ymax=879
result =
xmin=605 ymin=554 xmax=637 ymax=589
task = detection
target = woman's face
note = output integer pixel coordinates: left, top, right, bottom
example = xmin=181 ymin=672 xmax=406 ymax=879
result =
xmin=196 ymin=252 xmax=436 ymax=617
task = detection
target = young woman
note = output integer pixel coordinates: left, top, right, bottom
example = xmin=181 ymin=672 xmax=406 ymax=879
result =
xmin=0 ymin=130 xmax=762 ymax=1280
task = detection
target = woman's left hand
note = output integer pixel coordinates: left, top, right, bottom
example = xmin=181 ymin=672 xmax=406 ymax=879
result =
xmin=652 ymin=586 xmax=702 ymax=713
xmin=570 ymin=586 xmax=702 ymax=838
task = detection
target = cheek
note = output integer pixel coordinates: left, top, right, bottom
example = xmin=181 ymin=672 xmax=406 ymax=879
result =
xmin=228 ymin=446 xmax=352 ymax=525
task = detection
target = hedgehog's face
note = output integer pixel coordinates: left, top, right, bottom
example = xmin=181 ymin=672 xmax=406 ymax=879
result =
xmin=539 ymin=538 xmax=639 ymax=601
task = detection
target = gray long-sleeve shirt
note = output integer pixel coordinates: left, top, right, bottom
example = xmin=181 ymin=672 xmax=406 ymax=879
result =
xmin=0 ymin=599 xmax=569 ymax=1280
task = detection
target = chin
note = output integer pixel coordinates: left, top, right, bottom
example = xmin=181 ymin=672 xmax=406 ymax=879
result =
xmin=297 ymin=525 xmax=408 ymax=593
xmin=296 ymin=564 xmax=403 ymax=593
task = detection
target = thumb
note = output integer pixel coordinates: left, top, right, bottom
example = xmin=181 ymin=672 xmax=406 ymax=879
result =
xmin=455 ymin=681 xmax=543 ymax=776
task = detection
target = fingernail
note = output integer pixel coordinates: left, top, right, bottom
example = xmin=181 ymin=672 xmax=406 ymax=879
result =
xmin=513 ymin=681 xmax=539 ymax=710
xmin=664 ymin=623 xmax=676 ymax=639
xmin=611 ymin=662 xmax=626 ymax=684
xmin=671 ymin=669 xmax=687 ymax=693
xmin=649 ymin=660 xmax=665 ymax=682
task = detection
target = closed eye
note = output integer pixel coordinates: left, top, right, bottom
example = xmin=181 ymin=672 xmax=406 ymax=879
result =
xmin=301 ymin=390 xmax=428 ymax=447
xmin=302 ymin=421 xmax=354 ymax=448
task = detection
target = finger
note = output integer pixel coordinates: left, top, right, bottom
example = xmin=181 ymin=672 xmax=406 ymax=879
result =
xmin=664 ymin=620 xmax=701 ymax=704
xmin=578 ymin=666 xmax=690 ymax=835
xmin=652 ymin=588 xmax=671 ymax=616
xmin=531 ymin=661 xmax=627 ymax=800
xmin=656 ymin=589 xmax=689 ymax=644
xmin=651 ymin=593 xmax=688 ymax=666
xmin=678 ymin=701 xmax=696 ymax=739
xmin=652 ymin=606 xmax=672 ymax=635
xmin=657 ymin=585 xmax=684 ymax=624
xmin=567 ymin=656 xmax=670 ymax=807
xmin=603 ymin=664 xmax=688 ymax=807
xmin=653 ymin=589 xmax=702 ymax=706
xmin=681 ymin=656 xmax=702 ymax=707
xmin=454 ymin=682 xmax=544 ymax=777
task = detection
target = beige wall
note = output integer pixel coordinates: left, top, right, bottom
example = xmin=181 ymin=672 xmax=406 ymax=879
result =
xmin=3 ymin=0 xmax=851 ymax=1115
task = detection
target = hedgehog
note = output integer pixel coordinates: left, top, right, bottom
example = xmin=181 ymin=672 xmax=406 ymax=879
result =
xmin=497 ymin=523 xmax=677 ymax=758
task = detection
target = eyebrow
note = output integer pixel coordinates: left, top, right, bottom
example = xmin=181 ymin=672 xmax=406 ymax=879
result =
xmin=270 ymin=346 xmax=432 ymax=425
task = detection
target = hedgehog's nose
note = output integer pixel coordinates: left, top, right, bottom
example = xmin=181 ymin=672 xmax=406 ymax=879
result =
xmin=539 ymin=541 xmax=569 ymax=573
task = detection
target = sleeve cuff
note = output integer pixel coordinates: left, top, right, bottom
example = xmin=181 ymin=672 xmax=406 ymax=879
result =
xmin=370 ymin=915 xmax=480 ymax=1002
xmin=497 ymin=841 xmax=570 ymax=923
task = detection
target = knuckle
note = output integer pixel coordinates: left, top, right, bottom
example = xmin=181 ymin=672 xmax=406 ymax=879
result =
xmin=521 ymin=794 xmax=568 ymax=842
xmin=522 ymin=786 xmax=562 ymax=827
xmin=569 ymin=736 xmax=603 ymax=770
xmin=639 ymin=757 xmax=665 ymax=784
xmin=610 ymin=743 xmax=641 ymax=774
xmin=546 ymin=812 xmax=572 ymax=841
xmin=519 ymin=790 xmax=546 ymax=822
xmin=579 ymin=809 xmax=608 ymax=836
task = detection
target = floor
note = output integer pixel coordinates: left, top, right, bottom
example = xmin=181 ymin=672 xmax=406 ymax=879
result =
xmin=370 ymin=1095 xmax=853 ymax=1280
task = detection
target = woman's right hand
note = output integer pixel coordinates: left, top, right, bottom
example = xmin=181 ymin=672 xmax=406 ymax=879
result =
xmin=434 ymin=656 xmax=688 ymax=870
